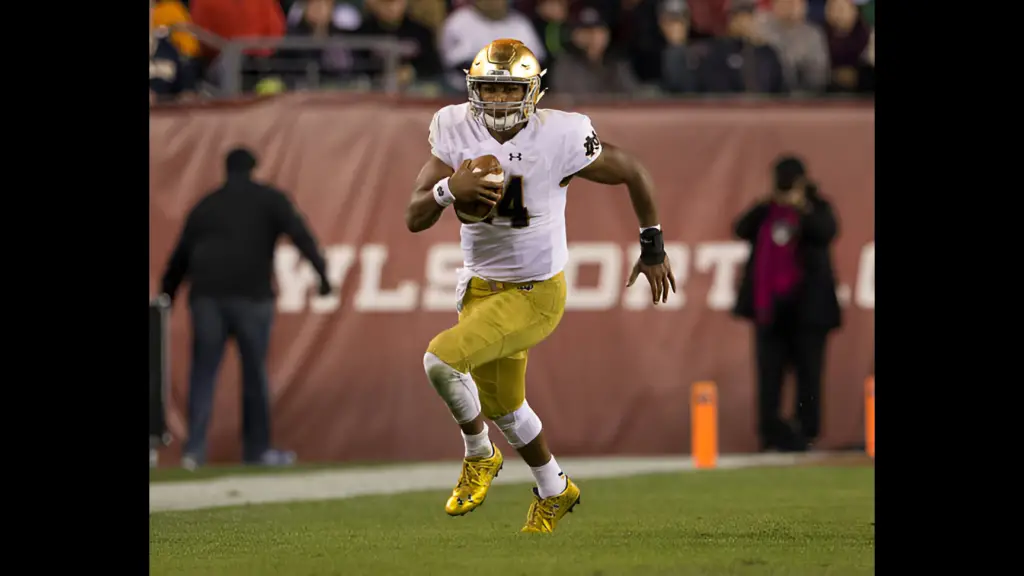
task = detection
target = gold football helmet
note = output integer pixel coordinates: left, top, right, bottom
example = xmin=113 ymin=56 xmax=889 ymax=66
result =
xmin=466 ymin=39 xmax=547 ymax=132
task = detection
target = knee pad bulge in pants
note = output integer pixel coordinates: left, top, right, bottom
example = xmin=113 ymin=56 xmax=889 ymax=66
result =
xmin=423 ymin=352 xmax=480 ymax=424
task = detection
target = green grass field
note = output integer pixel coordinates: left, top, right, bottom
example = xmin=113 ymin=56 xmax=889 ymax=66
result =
xmin=149 ymin=465 xmax=874 ymax=576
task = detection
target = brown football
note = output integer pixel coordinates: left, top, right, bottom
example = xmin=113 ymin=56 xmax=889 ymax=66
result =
xmin=454 ymin=154 xmax=504 ymax=223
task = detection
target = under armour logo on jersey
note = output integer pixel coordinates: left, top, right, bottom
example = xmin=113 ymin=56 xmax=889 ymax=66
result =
xmin=583 ymin=130 xmax=601 ymax=158
xmin=509 ymin=152 xmax=522 ymax=161
xmin=436 ymin=185 xmax=445 ymax=197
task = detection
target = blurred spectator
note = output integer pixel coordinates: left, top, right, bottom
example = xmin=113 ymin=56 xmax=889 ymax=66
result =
xmin=286 ymin=0 xmax=363 ymax=30
xmin=731 ymin=155 xmax=841 ymax=453
xmin=658 ymin=0 xmax=698 ymax=93
xmin=757 ymin=0 xmax=828 ymax=93
xmin=685 ymin=0 xmax=730 ymax=39
xmin=354 ymin=0 xmax=443 ymax=87
xmin=822 ymin=0 xmax=869 ymax=93
xmin=408 ymin=0 xmax=449 ymax=30
xmin=530 ymin=0 xmax=570 ymax=70
xmin=191 ymin=0 xmax=286 ymax=59
xmin=757 ymin=0 xmax=826 ymax=25
xmin=548 ymin=6 xmax=637 ymax=96
xmin=151 ymin=2 xmax=197 ymax=104
xmin=152 ymin=0 xmax=200 ymax=59
xmin=439 ymin=0 xmax=546 ymax=92
xmin=693 ymin=0 xmax=785 ymax=94
xmin=284 ymin=0 xmax=358 ymax=87
xmin=808 ymin=0 xmax=826 ymax=24
xmin=191 ymin=0 xmax=287 ymax=92
xmin=618 ymin=0 xmax=666 ymax=84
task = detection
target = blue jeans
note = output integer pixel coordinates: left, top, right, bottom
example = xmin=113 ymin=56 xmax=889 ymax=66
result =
xmin=183 ymin=296 xmax=275 ymax=464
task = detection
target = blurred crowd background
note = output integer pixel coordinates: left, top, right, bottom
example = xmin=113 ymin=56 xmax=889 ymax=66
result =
xmin=150 ymin=0 xmax=875 ymax=103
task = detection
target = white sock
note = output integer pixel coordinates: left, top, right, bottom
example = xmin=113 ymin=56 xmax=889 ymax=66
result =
xmin=462 ymin=423 xmax=494 ymax=459
xmin=530 ymin=456 xmax=567 ymax=498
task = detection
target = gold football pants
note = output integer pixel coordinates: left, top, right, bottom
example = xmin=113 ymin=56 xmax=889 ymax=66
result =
xmin=426 ymin=272 xmax=566 ymax=420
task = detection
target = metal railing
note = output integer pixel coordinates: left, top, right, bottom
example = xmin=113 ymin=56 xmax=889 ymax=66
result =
xmin=162 ymin=24 xmax=873 ymax=103
xmin=169 ymin=23 xmax=419 ymax=97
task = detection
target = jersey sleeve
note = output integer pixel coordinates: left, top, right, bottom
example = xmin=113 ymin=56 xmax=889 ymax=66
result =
xmin=428 ymin=109 xmax=455 ymax=169
xmin=560 ymin=113 xmax=603 ymax=179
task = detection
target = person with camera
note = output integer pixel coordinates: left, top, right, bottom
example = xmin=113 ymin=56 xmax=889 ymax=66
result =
xmin=160 ymin=147 xmax=333 ymax=470
xmin=731 ymin=155 xmax=842 ymax=452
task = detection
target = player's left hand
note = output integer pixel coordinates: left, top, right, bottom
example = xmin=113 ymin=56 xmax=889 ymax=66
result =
xmin=627 ymin=256 xmax=677 ymax=305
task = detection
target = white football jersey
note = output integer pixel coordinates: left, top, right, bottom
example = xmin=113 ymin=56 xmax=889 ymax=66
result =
xmin=428 ymin=103 xmax=603 ymax=282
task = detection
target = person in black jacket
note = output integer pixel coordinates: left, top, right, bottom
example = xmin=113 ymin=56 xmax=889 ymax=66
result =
xmin=160 ymin=148 xmax=333 ymax=470
xmin=732 ymin=155 xmax=841 ymax=452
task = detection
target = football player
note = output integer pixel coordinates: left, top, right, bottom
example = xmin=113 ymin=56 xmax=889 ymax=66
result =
xmin=404 ymin=38 xmax=675 ymax=533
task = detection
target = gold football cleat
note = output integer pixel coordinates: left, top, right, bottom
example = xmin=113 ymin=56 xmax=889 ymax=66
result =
xmin=445 ymin=444 xmax=504 ymax=516
xmin=520 ymin=476 xmax=581 ymax=533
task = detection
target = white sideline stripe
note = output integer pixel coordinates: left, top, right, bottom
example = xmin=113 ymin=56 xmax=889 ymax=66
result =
xmin=149 ymin=452 xmax=849 ymax=513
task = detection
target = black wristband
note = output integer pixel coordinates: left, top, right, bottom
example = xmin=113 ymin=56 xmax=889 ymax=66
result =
xmin=639 ymin=228 xmax=665 ymax=265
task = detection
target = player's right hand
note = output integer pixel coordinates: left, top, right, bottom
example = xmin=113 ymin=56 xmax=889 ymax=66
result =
xmin=449 ymin=160 xmax=503 ymax=206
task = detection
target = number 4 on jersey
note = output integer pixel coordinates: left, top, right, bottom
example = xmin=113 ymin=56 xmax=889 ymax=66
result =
xmin=486 ymin=175 xmax=530 ymax=228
